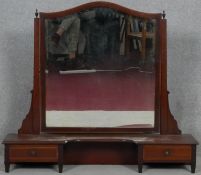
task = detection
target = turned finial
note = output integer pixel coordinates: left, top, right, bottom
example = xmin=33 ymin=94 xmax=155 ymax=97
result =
xmin=162 ymin=10 xmax=166 ymax=19
xmin=35 ymin=9 xmax=39 ymax=18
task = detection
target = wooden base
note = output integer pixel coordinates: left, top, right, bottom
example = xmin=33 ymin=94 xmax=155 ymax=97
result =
xmin=2 ymin=134 xmax=198 ymax=173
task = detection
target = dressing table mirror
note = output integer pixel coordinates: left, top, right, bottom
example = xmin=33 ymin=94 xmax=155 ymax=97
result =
xmin=44 ymin=6 xmax=158 ymax=132
xmin=2 ymin=2 xmax=198 ymax=173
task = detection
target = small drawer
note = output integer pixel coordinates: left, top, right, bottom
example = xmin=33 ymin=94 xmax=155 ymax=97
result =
xmin=143 ymin=145 xmax=192 ymax=162
xmin=9 ymin=145 xmax=58 ymax=162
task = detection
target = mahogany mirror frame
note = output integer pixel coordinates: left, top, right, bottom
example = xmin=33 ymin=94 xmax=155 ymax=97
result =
xmin=18 ymin=1 xmax=181 ymax=135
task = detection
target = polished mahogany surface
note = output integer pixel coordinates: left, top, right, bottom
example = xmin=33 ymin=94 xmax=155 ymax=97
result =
xmin=3 ymin=133 xmax=198 ymax=145
xmin=143 ymin=145 xmax=192 ymax=161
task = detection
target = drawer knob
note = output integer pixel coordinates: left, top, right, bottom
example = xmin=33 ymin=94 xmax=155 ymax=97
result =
xmin=164 ymin=150 xmax=171 ymax=156
xmin=29 ymin=150 xmax=37 ymax=157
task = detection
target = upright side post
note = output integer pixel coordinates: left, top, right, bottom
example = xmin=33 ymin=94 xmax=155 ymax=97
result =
xmin=159 ymin=11 xmax=181 ymax=134
xmin=18 ymin=9 xmax=41 ymax=134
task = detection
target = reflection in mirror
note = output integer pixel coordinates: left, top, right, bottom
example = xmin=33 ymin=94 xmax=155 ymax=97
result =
xmin=45 ymin=7 xmax=157 ymax=128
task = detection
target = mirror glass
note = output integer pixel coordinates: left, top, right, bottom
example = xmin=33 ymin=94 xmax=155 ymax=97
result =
xmin=44 ymin=7 xmax=157 ymax=128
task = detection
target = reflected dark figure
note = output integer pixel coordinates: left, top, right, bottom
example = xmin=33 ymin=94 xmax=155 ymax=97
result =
xmin=46 ymin=8 xmax=156 ymax=72
xmin=46 ymin=8 xmax=121 ymax=71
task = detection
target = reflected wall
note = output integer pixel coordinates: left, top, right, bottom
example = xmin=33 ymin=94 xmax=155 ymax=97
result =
xmin=44 ymin=7 xmax=157 ymax=128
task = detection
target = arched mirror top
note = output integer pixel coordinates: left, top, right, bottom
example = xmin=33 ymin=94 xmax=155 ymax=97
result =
xmin=39 ymin=1 xmax=162 ymax=19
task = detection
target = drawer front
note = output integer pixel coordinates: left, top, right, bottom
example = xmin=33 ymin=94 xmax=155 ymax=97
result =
xmin=143 ymin=145 xmax=192 ymax=162
xmin=9 ymin=145 xmax=58 ymax=162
